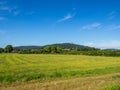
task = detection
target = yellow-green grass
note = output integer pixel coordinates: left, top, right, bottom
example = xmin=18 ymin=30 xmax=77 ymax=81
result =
xmin=0 ymin=54 xmax=120 ymax=90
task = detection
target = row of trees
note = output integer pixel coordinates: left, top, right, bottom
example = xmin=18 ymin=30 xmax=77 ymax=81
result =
xmin=18 ymin=46 xmax=62 ymax=54
xmin=1 ymin=45 xmax=120 ymax=57
xmin=0 ymin=45 xmax=62 ymax=54
xmin=62 ymin=50 xmax=120 ymax=56
xmin=43 ymin=46 xmax=62 ymax=53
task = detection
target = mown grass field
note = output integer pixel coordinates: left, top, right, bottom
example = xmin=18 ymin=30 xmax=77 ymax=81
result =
xmin=0 ymin=54 xmax=120 ymax=90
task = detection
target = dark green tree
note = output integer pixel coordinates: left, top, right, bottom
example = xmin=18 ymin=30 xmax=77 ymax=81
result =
xmin=0 ymin=48 xmax=4 ymax=53
xmin=43 ymin=46 xmax=62 ymax=54
xmin=56 ymin=46 xmax=62 ymax=53
xmin=4 ymin=45 xmax=13 ymax=53
xmin=51 ymin=46 xmax=57 ymax=53
xmin=43 ymin=46 xmax=51 ymax=53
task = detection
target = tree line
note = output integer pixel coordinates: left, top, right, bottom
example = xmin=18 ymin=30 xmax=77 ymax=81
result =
xmin=0 ymin=45 xmax=62 ymax=54
xmin=0 ymin=45 xmax=120 ymax=57
xmin=0 ymin=45 xmax=13 ymax=53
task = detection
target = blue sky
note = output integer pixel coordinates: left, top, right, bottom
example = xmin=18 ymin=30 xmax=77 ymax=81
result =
xmin=0 ymin=0 xmax=120 ymax=49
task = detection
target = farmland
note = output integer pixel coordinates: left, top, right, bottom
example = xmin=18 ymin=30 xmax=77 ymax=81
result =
xmin=0 ymin=54 xmax=120 ymax=90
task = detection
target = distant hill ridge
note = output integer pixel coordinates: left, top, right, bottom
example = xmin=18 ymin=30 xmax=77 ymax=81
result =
xmin=14 ymin=46 xmax=42 ymax=50
xmin=14 ymin=43 xmax=96 ymax=50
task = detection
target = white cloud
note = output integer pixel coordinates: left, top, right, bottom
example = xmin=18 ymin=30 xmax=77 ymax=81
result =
xmin=0 ymin=6 xmax=11 ymax=12
xmin=104 ymin=24 xmax=120 ymax=31
xmin=0 ymin=6 xmax=21 ymax=17
xmin=58 ymin=13 xmax=75 ymax=22
xmin=109 ymin=11 xmax=115 ymax=16
xmin=82 ymin=23 xmax=101 ymax=30
xmin=84 ymin=40 xmax=120 ymax=49
xmin=108 ymin=11 xmax=116 ymax=20
xmin=0 ymin=3 xmax=21 ymax=16
xmin=110 ymin=25 xmax=120 ymax=30
xmin=57 ymin=8 xmax=76 ymax=23
xmin=99 ymin=40 xmax=120 ymax=49
xmin=85 ymin=42 xmax=94 ymax=47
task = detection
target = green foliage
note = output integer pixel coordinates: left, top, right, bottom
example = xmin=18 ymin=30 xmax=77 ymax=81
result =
xmin=0 ymin=48 xmax=4 ymax=53
xmin=101 ymin=83 xmax=120 ymax=90
xmin=14 ymin=43 xmax=98 ymax=52
xmin=12 ymin=43 xmax=120 ymax=56
xmin=6 ymin=43 xmax=120 ymax=56
xmin=43 ymin=46 xmax=62 ymax=53
xmin=4 ymin=45 xmax=13 ymax=53
xmin=112 ymin=75 xmax=120 ymax=79
xmin=18 ymin=50 xmax=25 ymax=54
xmin=43 ymin=46 xmax=51 ymax=53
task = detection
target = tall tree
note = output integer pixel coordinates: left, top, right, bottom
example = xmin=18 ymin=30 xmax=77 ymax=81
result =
xmin=43 ymin=46 xmax=51 ymax=53
xmin=0 ymin=48 xmax=4 ymax=53
xmin=43 ymin=46 xmax=62 ymax=53
xmin=56 ymin=46 xmax=62 ymax=53
xmin=4 ymin=45 xmax=13 ymax=53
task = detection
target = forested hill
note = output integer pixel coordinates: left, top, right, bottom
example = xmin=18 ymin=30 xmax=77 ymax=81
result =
xmin=14 ymin=46 xmax=42 ymax=50
xmin=44 ymin=43 xmax=97 ymax=50
xmin=14 ymin=43 xmax=97 ymax=50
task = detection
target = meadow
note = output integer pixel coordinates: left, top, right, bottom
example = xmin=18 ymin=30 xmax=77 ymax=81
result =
xmin=0 ymin=54 xmax=120 ymax=90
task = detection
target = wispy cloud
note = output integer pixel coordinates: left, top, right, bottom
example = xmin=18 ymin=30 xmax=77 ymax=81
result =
xmin=0 ymin=1 xmax=11 ymax=12
xmin=105 ymin=24 xmax=120 ymax=31
xmin=58 ymin=13 xmax=74 ymax=22
xmin=57 ymin=8 xmax=76 ymax=23
xmin=0 ymin=1 xmax=21 ymax=16
xmin=110 ymin=25 xmax=120 ymax=30
xmin=0 ymin=6 xmax=11 ymax=12
xmin=84 ymin=42 xmax=94 ymax=47
xmin=108 ymin=11 xmax=116 ymax=20
xmin=82 ymin=23 xmax=101 ymax=30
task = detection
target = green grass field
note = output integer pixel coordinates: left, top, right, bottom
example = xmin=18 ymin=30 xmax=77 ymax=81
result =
xmin=0 ymin=54 xmax=120 ymax=90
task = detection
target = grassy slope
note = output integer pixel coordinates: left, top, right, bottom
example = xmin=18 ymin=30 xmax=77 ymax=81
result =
xmin=0 ymin=54 xmax=120 ymax=89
